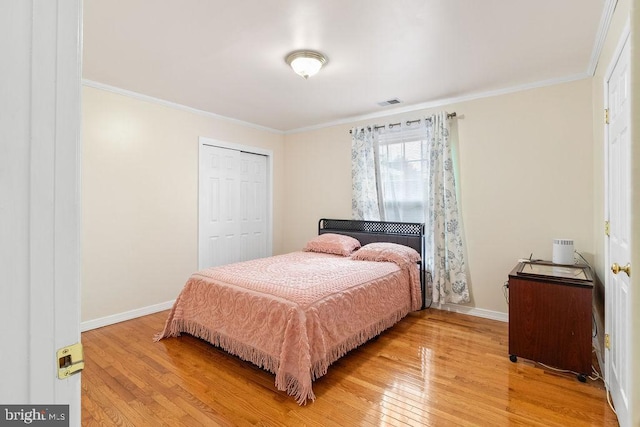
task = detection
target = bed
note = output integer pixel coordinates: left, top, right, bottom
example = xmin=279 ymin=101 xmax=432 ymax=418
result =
xmin=155 ymin=218 xmax=425 ymax=404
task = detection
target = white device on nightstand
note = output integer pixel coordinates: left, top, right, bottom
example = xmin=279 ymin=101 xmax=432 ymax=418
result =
xmin=552 ymin=239 xmax=574 ymax=265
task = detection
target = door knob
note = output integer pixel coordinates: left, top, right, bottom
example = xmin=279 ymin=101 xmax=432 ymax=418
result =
xmin=611 ymin=262 xmax=631 ymax=277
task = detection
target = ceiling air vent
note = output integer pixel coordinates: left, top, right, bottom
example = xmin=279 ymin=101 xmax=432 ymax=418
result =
xmin=377 ymin=98 xmax=402 ymax=107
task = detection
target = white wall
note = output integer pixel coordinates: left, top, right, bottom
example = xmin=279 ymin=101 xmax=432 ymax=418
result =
xmin=283 ymin=79 xmax=594 ymax=316
xmin=81 ymin=86 xmax=285 ymax=323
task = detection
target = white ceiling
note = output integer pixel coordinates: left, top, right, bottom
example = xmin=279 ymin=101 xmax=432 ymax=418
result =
xmin=83 ymin=0 xmax=607 ymax=132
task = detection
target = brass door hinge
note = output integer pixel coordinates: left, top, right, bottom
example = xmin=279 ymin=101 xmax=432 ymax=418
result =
xmin=605 ymin=220 xmax=610 ymax=237
xmin=605 ymin=334 xmax=611 ymax=350
xmin=57 ymin=342 xmax=84 ymax=379
xmin=604 ymin=108 xmax=610 ymax=125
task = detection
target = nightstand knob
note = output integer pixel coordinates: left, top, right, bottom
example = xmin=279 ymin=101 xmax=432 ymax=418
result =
xmin=611 ymin=262 xmax=631 ymax=277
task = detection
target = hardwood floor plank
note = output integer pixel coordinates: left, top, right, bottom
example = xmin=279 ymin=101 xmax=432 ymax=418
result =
xmin=81 ymin=309 xmax=618 ymax=426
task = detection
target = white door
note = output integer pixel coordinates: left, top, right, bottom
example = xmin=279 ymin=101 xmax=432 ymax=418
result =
xmin=605 ymin=32 xmax=631 ymax=427
xmin=199 ymin=144 xmax=268 ymax=269
xmin=239 ymin=152 xmax=268 ymax=261
xmin=0 ymin=0 xmax=82 ymax=424
xmin=199 ymin=145 xmax=242 ymax=268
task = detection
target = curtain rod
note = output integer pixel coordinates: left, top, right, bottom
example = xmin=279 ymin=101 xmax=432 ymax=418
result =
xmin=349 ymin=112 xmax=457 ymax=134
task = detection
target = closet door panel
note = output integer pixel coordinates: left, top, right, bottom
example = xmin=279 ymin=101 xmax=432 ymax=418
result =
xmin=239 ymin=152 xmax=268 ymax=261
xmin=199 ymin=145 xmax=240 ymax=268
xmin=199 ymin=145 xmax=268 ymax=268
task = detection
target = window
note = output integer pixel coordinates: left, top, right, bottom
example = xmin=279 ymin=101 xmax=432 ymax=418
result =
xmin=377 ymin=125 xmax=429 ymax=223
xmin=351 ymin=112 xmax=470 ymax=304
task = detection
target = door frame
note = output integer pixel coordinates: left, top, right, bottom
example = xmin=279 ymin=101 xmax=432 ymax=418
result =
xmin=602 ymin=18 xmax=631 ymax=426
xmin=198 ymin=136 xmax=273 ymax=269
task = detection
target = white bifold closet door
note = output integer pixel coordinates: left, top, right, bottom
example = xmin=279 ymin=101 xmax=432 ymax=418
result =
xmin=199 ymin=144 xmax=268 ymax=269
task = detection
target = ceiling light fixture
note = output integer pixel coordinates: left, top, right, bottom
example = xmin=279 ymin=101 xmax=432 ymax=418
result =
xmin=285 ymin=50 xmax=327 ymax=79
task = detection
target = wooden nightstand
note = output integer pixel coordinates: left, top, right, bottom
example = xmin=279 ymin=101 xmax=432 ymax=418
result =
xmin=508 ymin=262 xmax=593 ymax=381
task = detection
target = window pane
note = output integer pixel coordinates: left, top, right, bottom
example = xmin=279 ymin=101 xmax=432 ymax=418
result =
xmin=405 ymin=140 xmax=422 ymax=161
xmin=378 ymin=135 xmax=428 ymax=223
xmin=387 ymin=143 xmax=403 ymax=162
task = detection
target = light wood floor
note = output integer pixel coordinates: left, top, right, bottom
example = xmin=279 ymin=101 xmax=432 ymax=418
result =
xmin=81 ymin=309 xmax=618 ymax=426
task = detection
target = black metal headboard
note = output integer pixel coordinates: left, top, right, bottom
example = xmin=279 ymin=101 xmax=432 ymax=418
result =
xmin=318 ymin=218 xmax=426 ymax=309
xmin=318 ymin=218 xmax=424 ymax=254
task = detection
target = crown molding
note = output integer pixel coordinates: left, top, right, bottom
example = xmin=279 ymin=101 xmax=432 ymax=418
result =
xmin=285 ymin=72 xmax=591 ymax=135
xmin=85 ymin=71 xmax=592 ymax=137
xmin=587 ymin=0 xmax=619 ymax=76
xmin=82 ymin=79 xmax=284 ymax=135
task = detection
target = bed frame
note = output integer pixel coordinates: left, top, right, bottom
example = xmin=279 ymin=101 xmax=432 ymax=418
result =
xmin=318 ymin=218 xmax=426 ymax=309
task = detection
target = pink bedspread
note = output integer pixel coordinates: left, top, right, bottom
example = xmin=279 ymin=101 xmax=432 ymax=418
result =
xmin=155 ymin=251 xmax=421 ymax=404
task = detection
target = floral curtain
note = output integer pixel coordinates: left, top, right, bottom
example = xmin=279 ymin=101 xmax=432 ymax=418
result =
xmin=351 ymin=127 xmax=380 ymax=221
xmin=350 ymin=113 xmax=469 ymax=305
xmin=424 ymin=112 xmax=469 ymax=304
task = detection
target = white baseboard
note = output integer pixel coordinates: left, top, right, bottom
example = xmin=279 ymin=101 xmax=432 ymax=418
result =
xmin=80 ymin=299 xmax=507 ymax=332
xmin=81 ymin=300 xmax=175 ymax=332
xmin=432 ymin=302 xmax=508 ymax=323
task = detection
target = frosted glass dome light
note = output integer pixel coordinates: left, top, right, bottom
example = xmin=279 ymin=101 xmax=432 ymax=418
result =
xmin=285 ymin=50 xmax=327 ymax=79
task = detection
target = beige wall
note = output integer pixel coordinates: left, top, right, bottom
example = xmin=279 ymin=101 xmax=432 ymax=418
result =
xmin=81 ymin=86 xmax=285 ymax=322
xmin=82 ymin=65 xmax=604 ymax=319
xmin=282 ymin=126 xmax=353 ymax=249
xmin=284 ymin=79 xmax=594 ymax=315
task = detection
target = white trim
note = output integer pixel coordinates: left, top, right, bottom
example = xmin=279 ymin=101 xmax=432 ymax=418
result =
xmin=82 ymin=79 xmax=284 ymax=135
xmin=587 ymin=0 xmax=619 ymax=76
xmin=285 ymin=73 xmax=591 ymax=134
xmin=604 ymin=19 xmax=631 ymax=79
xmin=81 ymin=300 xmax=175 ymax=332
xmin=85 ymin=72 xmax=592 ymax=137
xmin=433 ymin=303 xmax=508 ymax=323
xmin=80 ymin=300 xmax=509 ymax=336
xmin=80 ymin=300 xmax=509 ymax=331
